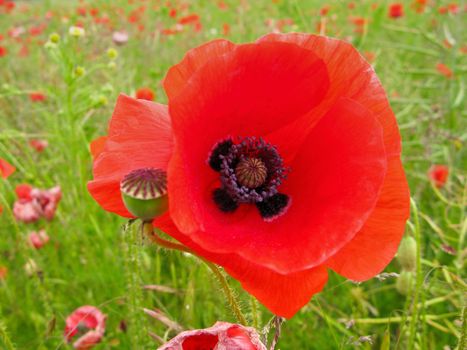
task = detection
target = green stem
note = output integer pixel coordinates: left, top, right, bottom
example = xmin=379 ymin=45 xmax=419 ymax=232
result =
xmin=203 ymin=260 xmax=247 ymax=325
xmin=143 ymin=223 xmax=247 ymax=325
xmin=123 ymin=220 xmax=148 ymax=348
xmin=457 ymin=307 xmax=466 ymax=350
xmin=408 ymin=198 xmax=423 ymax=349
xmin=0 ymin=319 xmax=15 ymax=350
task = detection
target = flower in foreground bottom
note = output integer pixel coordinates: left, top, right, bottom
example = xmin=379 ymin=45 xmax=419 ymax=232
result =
xmin=158 ymin=322 xmax=266 ymax=350
xmin=64 ymin=305 xmax=106 ymax=350
xmin=88 ymin=33 xmax=410 ymax=318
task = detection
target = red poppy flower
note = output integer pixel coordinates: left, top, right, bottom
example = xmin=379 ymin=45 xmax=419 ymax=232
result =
xmin=436 ymin=62 xmax=454 ymax=79
xmin=0 ymin=46 xmax=7 ymax=57
xmin=389 ymin=3 xmax=404 ymax=18
xmin=0 ymin=266 xmax=7 ymax=280
xmin=29 ymin=92 xmax=47 ymax=102
xmin=135 ymin=87 xmax=155 ymax=101
xmin=159 ymin=322 xmax=266 ymax=350
xmin=13 ymin=185 xmax=61 ymax=223
xmin=88 ymin=34 xmax=410 ymax=318
xmin=29 ymin=229 xmax=50 ymax=249
xmin=428 ymin=165 xmax=449 ymax=188
xmin=64 ymin=305 xmax=105 ymax=350
xmin=29 ymin=139 xmax=48 ymax=152
xmin=0 ymin=158 xmax=15 ymax=179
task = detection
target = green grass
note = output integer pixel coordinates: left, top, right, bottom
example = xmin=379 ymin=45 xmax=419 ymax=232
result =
xmin=0 ymin=0 xmax=466 ymax=349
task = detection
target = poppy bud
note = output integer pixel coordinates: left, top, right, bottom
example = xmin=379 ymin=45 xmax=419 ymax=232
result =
xmin=120 ymin=168 xmax=168 ymax=221
xmin=397 ymin=236 xmax=417 ymax=271
xmin=49 ymin=32 xmax=60 ymax=43
xmin=106 ymin=48 xmax=118 ymax=60
xmin=74 ymin=66 xmax=86 ymax=77
xmin=396 ymin=270 xmax=413 ymax=295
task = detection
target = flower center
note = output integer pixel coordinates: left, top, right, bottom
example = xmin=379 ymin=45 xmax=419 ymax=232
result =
xmin=208 ymin=137 xmax=290 ymax=221
xmin=235 ymin=158 xmax=267 ymax=188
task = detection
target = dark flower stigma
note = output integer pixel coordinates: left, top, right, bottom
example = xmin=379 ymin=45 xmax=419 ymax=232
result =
xmin=208 ymin=136 xmax=290 ymax=220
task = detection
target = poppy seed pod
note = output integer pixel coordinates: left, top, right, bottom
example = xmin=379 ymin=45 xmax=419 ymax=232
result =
xmin=120 ymin=168 xmax=168 ymax=221
xmin=396 ymin=270 xmax=413 ymax=295
xmin=397 ymin=236 xmax=417 ymax=271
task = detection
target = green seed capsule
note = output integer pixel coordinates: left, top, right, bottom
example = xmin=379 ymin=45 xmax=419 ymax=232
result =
xmin=120 ymin=168 xmax=168 ymax=221
xmin=397 ymin=236 xmax=417 ymax=271
xmin=396 ymin=270 xmax=413 ymax=295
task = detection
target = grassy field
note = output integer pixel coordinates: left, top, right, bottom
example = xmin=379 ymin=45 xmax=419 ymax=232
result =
xmin=0 ymin=0 xmax=466 ymax=349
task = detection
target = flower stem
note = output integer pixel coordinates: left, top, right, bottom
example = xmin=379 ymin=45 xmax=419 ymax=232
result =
xmin=122 ymin=220 xmax=148 ymax=348
xmin=268 ymin=316 xmax=285 ymax=350
xmin=457 ymin=307 xmax=466 ymax=350
xmin=407 ymin=198 xmax=423 ymax=349
xmin=0 ymin=319 xmax=16 ymax=350
xmin=142 ymin=222 xmax=248 ymax=326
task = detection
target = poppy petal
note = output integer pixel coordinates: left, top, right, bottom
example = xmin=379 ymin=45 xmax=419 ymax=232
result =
xmin=170 ymin=97 xmax=387 ymax=274
xmin=87 ymin=94 xmax=173 ymax=217
xmin=154 ymin=214 xmax=329 ymax=318
xmin=326 ymin=157 xmax=410 ymax=281
xmin=164 ymin=39 xmax=236 ymax=100
xmin=90 ymin=136 xmax=108 ymax=160
xmin=258 ymin=33 xmax=402 ymax=157
xmin=0 ymin=158 xmax=15 ymax=179
xmin=168 ymin=40 xmax=330 ymax=234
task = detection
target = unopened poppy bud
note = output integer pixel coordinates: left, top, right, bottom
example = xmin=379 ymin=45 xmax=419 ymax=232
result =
xmin=120 ymin=168 xmax=168 ymax=221
xmin=74 ymin=66 xmax=86 ymax=77
xmin=397 ymin=236 xmax=417 ymax=271
xmin=106 ymin=48 xmax=118 ymax=60
xmin=396 ymin=270 xmax=413 ymax=295
xmin=49 ymin=33 xmax=60 ymax=43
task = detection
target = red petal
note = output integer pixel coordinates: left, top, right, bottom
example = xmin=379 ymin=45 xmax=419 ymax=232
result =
xmin=154 ymin=214 xmax=328 ymax=318
xmin=90 ymin=136 xmax=108 ymax=160
xmin=0 ymin=158 xmax=15 ymax=179
xmin=170 ymin=97 xmax=387 ymax=274
xmin=168 ymin=40 xmax=330 ymax=234
xmin=87 ymin=94 xmax=173 ymax=217
xmin=326 ymin=157 xmax=410 ymax=280
xmin=258 ymin=33 xmax=401 ymax=157
xmin=164 ymin=39 xmax=236 ymax=101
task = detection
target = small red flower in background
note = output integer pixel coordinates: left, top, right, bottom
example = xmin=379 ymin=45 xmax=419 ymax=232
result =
xmin=169 ymin=8 xmax=177 ymax=18
xmin=0 ymin=266 xmax=7 ymax=280
xmin=0 ymin=46 xmax=7 ymax=57
xmin=29 ymin=229 xmax=50 ymax=249
xmin=436 ymin=62 xmax=454 ymax=79
xmin=135 ymin=87 xmax=155 ymax=101
xmin=319 ymin=5 xmax=330 ymax=16
xmin=64 ymin=306 xmax=106 ymax=350
xmin=389 ymin=3 xmax=404 ymax=18
xmin=13 ymin=185 xmax=61 ymax=223
xmin=178 ymin=14 xmax=199 ymax=25
xmin=428 ymin=165 xmax=449 ymax=188
xmin=159 ymin=322 xmax=266 ymax=350
xmin=29 ymin=92 xmax=47 ymax=102
xmin=447 ymin=3 xmax=460 ymax=14
xmin=29 ymin=139 xmax=48 ymax=152
xmin=0 ymin=158 xmax=15 ymax=179
xmin=89 ymin=34 xmax=410 ymax=318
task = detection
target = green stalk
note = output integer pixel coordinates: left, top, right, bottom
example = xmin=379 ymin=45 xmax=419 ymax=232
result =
xmin=457 ymin=307 xmax=466 ymax=350
xmin=0 ymin=319 xmax=16 ymax=350
xmin=407 ymin=198 xmax=423 ymax=349
xmin=122 ymin=220 xmax=148 ymax=348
